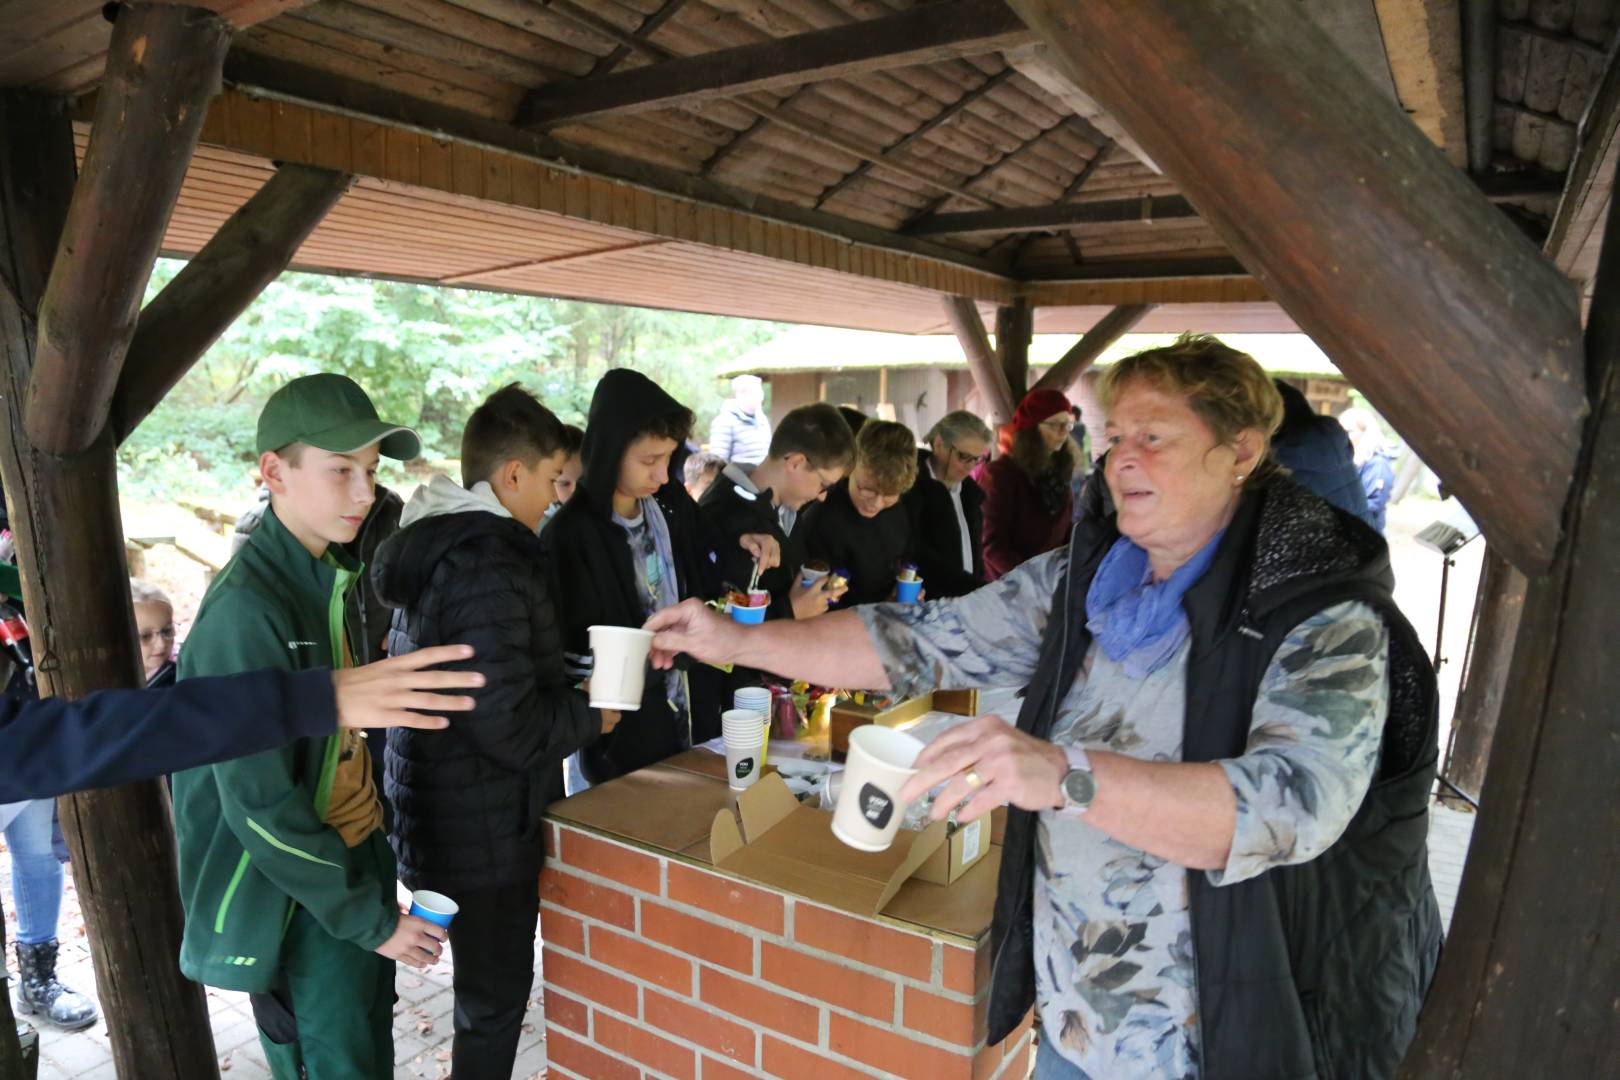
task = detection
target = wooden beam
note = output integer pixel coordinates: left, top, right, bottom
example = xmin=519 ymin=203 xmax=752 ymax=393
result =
xmin=1008 ymin=139 xmax=1114 ymax=269
xmin=111 ymin=163 xmax=353 ymax=446
xmin=220 ymin=52 xmax=1019 ymax=284
xmin=1461 ymin=0 xmax=1496 ymax=175
xmin=1441 ymin=547 xmax=1525 ymax=801
xmin=1024 ymin=256 xmax=1252 ymax=282
xmin=995 ymin=300 xmax=1033 ymax=399
xmin=1545 ymin=41 xmax=1620 ymax=280
xmin=908 ymin=194 xmax=1198 ymax=237
xmin=582 ymin=0 xmax=691 ymax=78
xmin=1031 ymin=303 xmax=1154 ymax=394
xmin=1009 ymin=0 xmax=1587 ymax=574
xmin=0 ymin=88 xmax=218 ymax=1080
xmin=515 ymin=0 xmax=1031 ymax=127
xmin=436 ymin=239 xmax=668 ymax=284
xmin=942 ymin=295 xmax=1014 ymax=426
xmin=1401 ymin=190 xmax=1620 ymax=1079
xmin=24 ymin=2 xmax=232 ymax=457
xmin=901 ymin=117 xmax=1071 ymax=228
xmin=814 ymin=68 xmax=1016 ymax=209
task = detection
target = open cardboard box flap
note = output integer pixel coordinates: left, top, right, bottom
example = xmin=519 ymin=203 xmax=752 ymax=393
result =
xmin=711 ymin=773 xmax=952 ymax=916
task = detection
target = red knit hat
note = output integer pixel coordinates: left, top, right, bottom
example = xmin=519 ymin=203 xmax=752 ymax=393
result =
xmin=1012 ymin=388 xmax=1074 ymax=432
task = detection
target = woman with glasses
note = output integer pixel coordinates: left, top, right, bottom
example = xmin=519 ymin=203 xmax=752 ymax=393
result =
xmin=903 ymin=411 xmax=993 ymax=598
xmin=132 ymin=578 xmax=178 ymax=688
xmin=977 ymin=388 xmax=1081 ymax=580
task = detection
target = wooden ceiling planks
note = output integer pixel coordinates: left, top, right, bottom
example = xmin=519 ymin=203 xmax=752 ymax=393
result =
xmin=1492 ymin=0 xmax=1619 ymax=173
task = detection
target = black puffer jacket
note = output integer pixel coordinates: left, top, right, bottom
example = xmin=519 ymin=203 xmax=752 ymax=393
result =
xmin=372 ymin=479 xmax=597 ymax=893
xmin=901 ymin=448 xmax=985 ymax=599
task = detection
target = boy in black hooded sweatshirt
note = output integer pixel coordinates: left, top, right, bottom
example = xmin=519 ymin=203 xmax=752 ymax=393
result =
xmin=543 ymin=369 xmax=778 ymax=783
xmin=372 ymin=384 xmax=602 ymax=1078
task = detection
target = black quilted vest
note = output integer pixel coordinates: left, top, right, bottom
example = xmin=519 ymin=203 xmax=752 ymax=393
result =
xmin=986 ymin=477 xmax=1443 ymax=1080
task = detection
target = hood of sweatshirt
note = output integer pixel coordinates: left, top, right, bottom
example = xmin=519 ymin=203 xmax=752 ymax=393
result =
xmin=578 ymin=368 xmax=689 ymax=520
xmin=372 ymin=475 xmax=528 ymax=610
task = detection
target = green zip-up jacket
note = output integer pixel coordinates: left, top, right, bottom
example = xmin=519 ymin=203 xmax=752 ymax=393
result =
xmin=172 ymin=505 xmax=397 ymax=993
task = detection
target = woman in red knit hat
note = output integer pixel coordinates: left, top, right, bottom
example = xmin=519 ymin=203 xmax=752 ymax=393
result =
xmin=974 ymin=388 xmax=1080 ymax=580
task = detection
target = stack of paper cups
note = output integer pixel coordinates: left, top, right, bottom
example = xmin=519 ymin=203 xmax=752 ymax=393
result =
xmin=733 ymin=687 xmax=772 ymax=761
xmin=721 ymin=707 xmax=769 ymax=791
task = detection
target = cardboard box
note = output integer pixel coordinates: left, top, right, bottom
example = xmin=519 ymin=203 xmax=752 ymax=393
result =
xmin=911 ymin=814 xmax=993 ymax=885
xmin=829 ymin=693 xmax=936 ymax=758
xmin=711 ymin=773 xmax=956 ymax=916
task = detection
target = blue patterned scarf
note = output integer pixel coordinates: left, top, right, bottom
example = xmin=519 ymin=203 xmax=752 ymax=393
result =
xmin=1085 ymin=530 xmax=1225 ymax=678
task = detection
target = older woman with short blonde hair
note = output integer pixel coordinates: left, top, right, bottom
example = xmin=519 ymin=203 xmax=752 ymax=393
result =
xmin=650 ymin=334 xmax=1441 ymax=1079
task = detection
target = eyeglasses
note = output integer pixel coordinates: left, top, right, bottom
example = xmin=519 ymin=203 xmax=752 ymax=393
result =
xmin=1039 ymin=418 xmax=1077 ymax=436
xmin=139 ymin=626 xmax=176 ymax=647
xmin=944 ymin=442 xmax=990 ymax=468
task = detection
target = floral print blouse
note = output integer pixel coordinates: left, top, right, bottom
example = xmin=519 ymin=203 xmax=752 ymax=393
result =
xmin=857 ymin=549 xmax=1388 ymax=1079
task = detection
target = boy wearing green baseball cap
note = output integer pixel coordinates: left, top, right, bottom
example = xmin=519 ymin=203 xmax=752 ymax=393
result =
xmin=172 ymin=374 xmax=442 ymax=1078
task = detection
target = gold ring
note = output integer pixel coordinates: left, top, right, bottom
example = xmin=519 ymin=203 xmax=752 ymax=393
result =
xmin=964 ymin=769 xmax=984 ymax=790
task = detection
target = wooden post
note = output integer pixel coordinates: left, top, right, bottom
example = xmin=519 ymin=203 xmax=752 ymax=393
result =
xmin=1 ymin=84 xmax=222 ymax=1080
xmin=1031 ymin=303 xmax=1154 ymax=394
xmin=1442 ymin=548 xmax=1526 ymax=800
xmin=24 ymin=1 xmax=232 ymax=457
xmin=995 ymin=301 xmax=1033 ymax=401
xmin=1006 ymin=0 xmax=1587 ymax=574
xmin=112 ymin=163 xmax=354 ymax=444
xmin=941 ymin=295 xmax=1015 ymax=425
xmin=1401 ymin=189 xmax=1620 ymax=1077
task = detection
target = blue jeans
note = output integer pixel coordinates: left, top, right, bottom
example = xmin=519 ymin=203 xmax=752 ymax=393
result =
xmin=4 ymin=800 xmax=63 ymax=946
xmin=1033 ymin=1036 xmax=1093 ymax=1080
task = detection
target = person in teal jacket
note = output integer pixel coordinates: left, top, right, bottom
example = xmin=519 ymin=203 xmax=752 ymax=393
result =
xmin=173 ymin=374 xmax=445 ymax=1079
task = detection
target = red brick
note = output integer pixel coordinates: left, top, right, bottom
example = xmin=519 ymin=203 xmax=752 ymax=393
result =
xmin=902 ymin=985 xmax=987 ymax=1047
xmin=829 ymin=1013 xmax=974 ymax=1080
xmin=941 ymin=940 xmax=991 ymax=995
xmin=645 ymin=988 xmax=757 ymax=1066
xmin=794 ymin=904 xmax=934 ymax=982
xmin=543 ymin=822 xmax=558 ymax=859
xmin=762 ymin=942 xmax=895 ymax=1022
xmin=543 ymin=947 xmax=638 ymax=1016
xmin=541 ymin=866 xmax=636 ymax=930
xmin=546 ymin=1027 xmax=640 ymax=1080
xmin=971 ymin=1039 xmax=1002 ymax=1080
xmin=562 ymin=829 xmax=663 ymax=894
xmin=643 ymin=902 xmax=755 ymax=975
xmin=667 ymin=862 xmax=785 ymax=934
xmin=701 ymin=967 xmax=820 ymax=1044
xmin=543 ymin=990 xmax=589 ymax=1036
xmin=762 ymin=1036 xmax=879 ymax=1080
xmin=540 ymin=908 xmax=586 ymax=955
xmin=995 ymin=1032 xmax=1033 ymax=1080
xmin=595 ymin=1011 xmax=698 ymax=1080
xmin=591 ymin=926 xmax=695 ymax=995
xmin=702 ymin=1054 xmax=759 ymax=1080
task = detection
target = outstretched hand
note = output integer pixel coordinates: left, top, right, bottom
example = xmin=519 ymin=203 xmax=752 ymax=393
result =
xmin=898 ymin=714 xmax=1067 ymax=824
xmin=333 ymin=645 xmax=485 ymax=731
xmin=645 ymin=599 xmax=742 ymax=670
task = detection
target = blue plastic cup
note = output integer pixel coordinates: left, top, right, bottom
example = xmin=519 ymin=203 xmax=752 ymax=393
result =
xmin=728 ymin=601 xmax=768 ymax=625
xmin=408 ymin=889 xmax=458 ymax=928
xmin=895 ymin=577 xmax=923 ymax=603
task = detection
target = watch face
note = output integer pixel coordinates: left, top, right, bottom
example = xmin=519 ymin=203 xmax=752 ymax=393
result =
xmin=1062 ymin=769 xmax=1097 ymax=808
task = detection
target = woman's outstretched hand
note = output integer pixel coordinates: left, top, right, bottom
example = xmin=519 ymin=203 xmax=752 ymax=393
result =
xmin=645 ymin=599 xmax=743 ymax=670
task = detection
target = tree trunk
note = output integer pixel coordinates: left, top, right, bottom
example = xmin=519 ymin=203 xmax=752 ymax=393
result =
xmin=1031 ymin=303 xmax=1154 ymax=394
xmin=1442 ymin=547 xmax=1525 ymax=800
xmin=995 ymin=301 xmax=1033 ymax=401
xmin=0 ymin=87 xmax=220 ymax=1080
xmin=940 ymin=295 xmax=1014 ymax=426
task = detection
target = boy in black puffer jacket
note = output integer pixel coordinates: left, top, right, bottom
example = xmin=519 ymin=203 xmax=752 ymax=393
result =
xmin=372 ymin=384 xmax=602 ymax=1079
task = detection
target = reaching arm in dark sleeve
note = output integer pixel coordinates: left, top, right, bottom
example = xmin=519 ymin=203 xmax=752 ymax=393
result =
xmin=2 ymin=669 xmax=334 ymax=802
xmin=434 ymin=542 xmax=598 ymax=773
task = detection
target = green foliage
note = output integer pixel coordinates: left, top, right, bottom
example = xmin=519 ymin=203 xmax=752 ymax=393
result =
xmin=120 ymin=261 xmax=782 ymax=499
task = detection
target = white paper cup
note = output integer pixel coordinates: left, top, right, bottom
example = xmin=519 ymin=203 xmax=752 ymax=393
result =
xmin=721 ymin=709 xmax=768 ymax=789
xmin=831 ymin=726 xmax=925 ymax=852
xmin=733 ymin=688 xmax=772 ymax=715
xmin=588 ymin=626 xmax=655 ymax=710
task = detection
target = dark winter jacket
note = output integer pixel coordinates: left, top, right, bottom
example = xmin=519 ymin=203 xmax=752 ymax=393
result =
xmin=1359 ymin=450 xmax=1398 ymax=532
xmin=976 ymin=455 xmax=1072 ymax=580
xmin=1 ymin=669 xmax=336 ymax=803
xmin=986 ymin=477 xmax=1442 ymax=1078
xmin=373 ymin=477 xmax=597 ymax=893
xmin=1271 ymin=381 xmax=1372 ymax=525
xmin=901 ymin=449 xmax=985 ymax=599
xmin=697 ymin=463 xmax=803 ymax=622
xmin=799 ymin=480 xmax=912 ymax=607
xmin=542 ymin=369 xmax=723 ymax=781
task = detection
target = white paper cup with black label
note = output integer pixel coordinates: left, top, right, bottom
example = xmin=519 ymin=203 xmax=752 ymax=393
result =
xmin=588 ymin=626 xmax=654 ymax=710
xmin=831 ymin=726 xmax=926 ymax=852
xmin=721 ymin=708 xmax=767 ymax=791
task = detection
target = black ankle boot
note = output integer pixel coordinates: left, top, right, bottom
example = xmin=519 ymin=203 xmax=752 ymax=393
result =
xmin=14 ymin=940 xmax=98 ymax=1031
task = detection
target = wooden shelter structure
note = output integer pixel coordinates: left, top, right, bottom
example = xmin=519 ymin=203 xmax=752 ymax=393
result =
xmin=0 ymin=1 xmax=1616 ymax=1076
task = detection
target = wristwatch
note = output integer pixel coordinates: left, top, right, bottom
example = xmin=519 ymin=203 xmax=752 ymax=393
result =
xmin=1058 ymin=745 xmax=1097 ymax=815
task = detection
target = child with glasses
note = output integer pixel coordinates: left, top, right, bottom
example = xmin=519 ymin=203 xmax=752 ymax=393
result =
xmin=131 ymin=578 xmax=177 ymax=688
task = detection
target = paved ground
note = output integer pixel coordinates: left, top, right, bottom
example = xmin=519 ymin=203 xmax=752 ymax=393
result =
xmin=7 ymin=495 xmax=1486 ymax=1078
